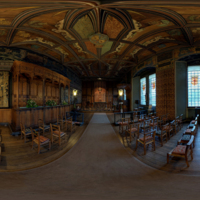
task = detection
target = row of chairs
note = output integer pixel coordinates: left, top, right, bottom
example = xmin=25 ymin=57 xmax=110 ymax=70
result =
xmin=167 ymin=115 xmax=199 ymax=167
xmin=119 ymin=113 xmax=183 ymax=155
xmin=20 ymin=114 xmax=77 ymax=154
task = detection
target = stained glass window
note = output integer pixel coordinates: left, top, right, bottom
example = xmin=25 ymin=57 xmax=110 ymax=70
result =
xmin=188 ymin=66 xmax=200 ymax=107
xmin=140 ymin=77 xmax=146 ymax=105
xmin=149 ymin=74 xmax=156 ymax=106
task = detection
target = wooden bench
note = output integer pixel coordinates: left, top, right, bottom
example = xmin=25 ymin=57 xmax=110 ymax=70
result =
xmin=167 ymin=135 xmax=194 ymax=167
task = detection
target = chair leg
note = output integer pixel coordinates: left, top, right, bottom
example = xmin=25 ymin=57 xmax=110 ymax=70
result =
xmin=49 ymin=141 xmax=51 ymax=150
xmin=135 ymin=140 xmax=138 ymax=151
xmin=185 ymin=155 xmax=189 ymax=167
xmin=38 ymin=145 xmax=40 ymax=154
xmin=167 ymin=153 xmax=169 ymax=164
xmin=161 ymin=135 xmax=163 ymax=147
xmin=144 ymin=144 xmax=146 ymax=155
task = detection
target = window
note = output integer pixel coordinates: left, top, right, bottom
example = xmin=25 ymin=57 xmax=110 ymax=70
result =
xmin=149 ymin=74 xmax=156 ymax=106
xmin=124 ymin=89 xmax=126 ymax=100
xmin=188 ymin=66 xmax=200 ymax=107
xmin=140 ymin=77 xmax=146 ymax=105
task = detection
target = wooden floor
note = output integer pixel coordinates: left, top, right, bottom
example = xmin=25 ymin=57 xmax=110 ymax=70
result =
xmin=107 ymin=113 xmax=200 ymax=175
xmin=0 ymin=113 xmax=93 ymax=172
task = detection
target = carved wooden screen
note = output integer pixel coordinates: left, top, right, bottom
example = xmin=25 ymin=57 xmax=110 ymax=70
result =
xmin=0 ymin=71 xmax=9 ymax=107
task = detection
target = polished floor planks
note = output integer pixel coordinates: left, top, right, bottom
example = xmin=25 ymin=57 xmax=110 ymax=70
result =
xmin=0 ymin=113 xmax=93 ymax=172
xmin=107 ymin=113 xmax=200 ymax=175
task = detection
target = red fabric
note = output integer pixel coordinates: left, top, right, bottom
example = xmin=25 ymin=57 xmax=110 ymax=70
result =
xmin=185 ymin=129 xmax=192 ymax=134
xmin=139 ymin=136 xmax=153 ymax=142
xmin=172 ymin=145 xmax=186 ymax=155
xmin=34 ymin=136 xmax=49 ymax=144
xmin=127 ymin=128 xmax=137 ymax=132
xmin=150 ymin=123 xmax=157 ymax=126
xmin=138 ymin=119 xmax=144 ymax=122
xmin=53 ymin=131 xmax=65 ymax=136
xmin=118 ymin=122 xmax=128 ymax=125
xmin=163 ymin=126 xmax=170 ymax=130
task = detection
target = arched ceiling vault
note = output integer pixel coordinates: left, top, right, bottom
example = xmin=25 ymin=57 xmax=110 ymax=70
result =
xmin=1 ymin=0 xmax=200 ymax=79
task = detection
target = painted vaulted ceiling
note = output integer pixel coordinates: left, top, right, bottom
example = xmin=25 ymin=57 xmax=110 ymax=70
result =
xmin=1 ymin=0 xmax=200 ymax=79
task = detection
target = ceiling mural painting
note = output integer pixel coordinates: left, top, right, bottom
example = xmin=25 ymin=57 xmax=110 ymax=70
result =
xmin=73 ymin=15 xmax=95 ymax=39
xmin=1 ymin=2 xmax=200 ymax=79
xmin=0 ymin=29 xmax=8 ymax=43
xmin=103 ymin=15 xmax=124 ymax=39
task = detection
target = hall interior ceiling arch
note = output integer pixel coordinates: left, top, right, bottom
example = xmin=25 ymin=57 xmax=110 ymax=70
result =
xmin=0 ymin=0 xmax=200 ymax=79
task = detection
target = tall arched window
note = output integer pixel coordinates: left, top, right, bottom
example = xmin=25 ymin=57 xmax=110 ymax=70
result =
xmin=188 ymin=66 xmax=200 ymax=107
xmin=140 ymin=77 xmax=146 ymax=105
xmin=149 ymin=74 xmax=156 ymax=106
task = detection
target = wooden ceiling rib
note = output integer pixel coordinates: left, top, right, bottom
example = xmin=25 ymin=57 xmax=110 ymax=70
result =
xmin=1 ymin=1 xmax=200 ymax=79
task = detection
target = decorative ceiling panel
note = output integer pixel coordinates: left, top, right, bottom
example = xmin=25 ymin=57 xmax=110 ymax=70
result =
xmin=12 ymin=30 xmax=59 ymax=47
xmin=123 ymin=10 xmax=174 ymax=42
xmin=103 ymin=15 xmax=124 ymax=39
xmin=0 ymin=7 xmax=39 ymax=26
xmin=0 ymin=29 xmax=8 ymax=43
xmin=152 ymin=42 xmax=178 ymax=52
xmin=1 ymin=2 xmax=200 ymax=79
xmin=46 ymin=50 xmax=61 ymax=61
xmin=69 ymin=43 xmax=94 ymax=59
xmin=73 ymin=15 xmax=95 ymax=39
xmin=22 ymin=10 xmax=70 ymax=42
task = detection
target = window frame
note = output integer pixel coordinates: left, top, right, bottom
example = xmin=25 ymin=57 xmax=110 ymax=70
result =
xmin=187 ymin=66 xmax=200 ymax=108
xmin=140 ymin=77 xmax=146 ymax=106
xmin=149 ymin=73 xmax=156 ymax=106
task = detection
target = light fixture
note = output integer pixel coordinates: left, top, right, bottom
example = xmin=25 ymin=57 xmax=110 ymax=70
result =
xmin=118 ymin=89 xmax=123 ymax=96
xmin=73 ymin=89 xmax=77 ymax=96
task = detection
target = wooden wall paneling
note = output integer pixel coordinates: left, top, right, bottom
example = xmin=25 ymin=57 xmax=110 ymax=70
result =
xmin=0 ymin=109 xmax=12 ymax=123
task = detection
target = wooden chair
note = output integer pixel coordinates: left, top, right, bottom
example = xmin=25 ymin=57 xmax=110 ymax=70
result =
xmin=50 ymin=124 xmax=67 ymax=146
xmin=184 ymin=126 xmax=196 ymax=136
xmin=31 ymin=128 xmax=51 ymax=154
xmin=20 ymin=123 xmax=32 ymax=143
xmin=163 ymin=123 xmax=173 ymax=139
xmin=119 ymin=118 xmax=130 ymax=135
xmin=156 ymin=128 xmax=168 ymax=147
xmin=135 ymin=129 xmax=156 ymax=155
xmin=167 ymin=135 xmax=194 ymax=167
xmin=177 ymin=114 xmax=183 ymax=130
xmin=140 ymin=119 xmax=151 ymax=133
xmin=66 ymin=116 xmax=76 ymax=134
xmin=126 ymin=123 xmax=140 ymax=143
xmin=132 ymin=115 xmax=139 ymax=123
xmin=149 ymin=117 xmax=158 ymax=131
xmin=38 ymin=119 xmax=50 ymax=135
xmin=177 ymin=134 xmax=195 ymax=148
xmin=162 ymin=113 xmax=169 ymax=124
xmin=170 ymin=118 xmax=179 ymax=135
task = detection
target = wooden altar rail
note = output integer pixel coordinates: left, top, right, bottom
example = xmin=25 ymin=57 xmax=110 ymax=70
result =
xmin=12 ymin=105 xmax=70 ymax=131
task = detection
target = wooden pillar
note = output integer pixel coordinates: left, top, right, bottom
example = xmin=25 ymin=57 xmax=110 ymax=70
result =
xmin=68 ymin=84 xmax=70 ymax=106
xmin=59 ymin=82 xmax=61 ymax=104
xmin=16 ymin=73 xmax=19 ymax=108
xmin=42 ymin=78 xmax=46 ymax=123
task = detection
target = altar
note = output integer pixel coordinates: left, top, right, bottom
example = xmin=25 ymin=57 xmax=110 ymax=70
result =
xmin=94 ymin=102 xmax=107 ymax=110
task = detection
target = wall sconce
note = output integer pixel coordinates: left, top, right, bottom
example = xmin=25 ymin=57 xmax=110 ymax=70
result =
xmin=73 ymin=89 xmax=77 ymax=96
xmin=118 ymin=89 xmax=123 ymax=96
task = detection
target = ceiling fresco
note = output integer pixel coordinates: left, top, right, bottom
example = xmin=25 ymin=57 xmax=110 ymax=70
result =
xmin=1 ymin=1 xmax=200 ymax=79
